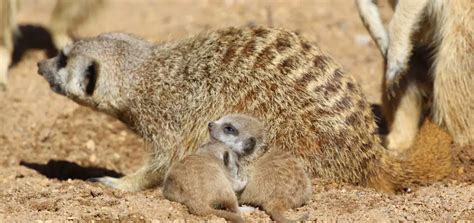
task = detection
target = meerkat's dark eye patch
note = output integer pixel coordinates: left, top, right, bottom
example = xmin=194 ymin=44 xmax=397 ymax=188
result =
xmin=223 ymin=123 xmax=239 ymax=136
xmin=223 ymin=151 xmax=230 ymax=167
xmin=57 ymin=51 xmax=68 ymax=68
xmin=243 ymin=137 xmax=256 ymax=155
xmin=85 ymin=62 xmax=98 ymax=96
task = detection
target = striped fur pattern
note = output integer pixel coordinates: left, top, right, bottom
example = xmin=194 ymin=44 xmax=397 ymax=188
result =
xmin=37 ymin=27 xmax=451 ymax=192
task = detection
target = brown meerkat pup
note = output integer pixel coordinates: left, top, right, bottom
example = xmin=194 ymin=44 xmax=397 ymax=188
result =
xmin=162 ymin=141 xmax=245 ymax=223
xmin=357 ymin=0 xmax=473 ymax=152
xmin=0 ymin=0 xmax=104 ymax=90
xmin=209 ymin=114 xmax=311 ymax=223
xmin=37 ymin=27 xmax=452 ymax=193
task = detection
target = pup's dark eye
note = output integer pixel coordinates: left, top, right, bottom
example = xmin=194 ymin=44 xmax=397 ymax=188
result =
xmin=57 ymin=51 xmax=68 ymax=68
xmin=223 ymin=124 xmax=238 ymax=135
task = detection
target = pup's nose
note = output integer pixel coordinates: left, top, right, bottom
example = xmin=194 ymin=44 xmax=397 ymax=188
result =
xmin=208 ymin=122 xmax=214 ymax=129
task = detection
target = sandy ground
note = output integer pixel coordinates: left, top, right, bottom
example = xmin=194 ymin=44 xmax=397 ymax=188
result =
xmin=0 ymin=0 xmax=472 ymax=222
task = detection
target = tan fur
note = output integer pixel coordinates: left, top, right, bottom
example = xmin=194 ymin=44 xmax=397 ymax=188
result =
xmin=357 ymin=0 xmax=474 ymax=151
xmin=162 ymin=141 xmax=244 ymax=223
xmin=0 ymin=0 xmax=103 ymax=90
xmin=371 ymin=118 xmax=453 ymax=192
xmin=210 ymin=114 xmax=311 ymax=223
xmin=37 ymin=27 xmax=452 ymax=193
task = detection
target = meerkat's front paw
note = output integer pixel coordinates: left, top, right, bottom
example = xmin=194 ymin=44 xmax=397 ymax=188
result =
xmin=52 ymin=33 xmax=73 ymax=50
xmin=385 ymin=59 xmax=407 ymax=88
xmin=88 ymin=176 xmax=121 ymax=189
xmin=88 ymin=176 xmax=140 ymax=191
xmin=232 ymin=179 xmax=247 ymax=193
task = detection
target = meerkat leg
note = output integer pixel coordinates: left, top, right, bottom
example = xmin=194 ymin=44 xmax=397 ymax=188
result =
xmin=49 ymin=0 xmax=104 ymax=49
xmin=264 ymin=201 xmax=293 ymax=223
xmin=89 ymin=164 xmax=163 ymax=192
xmin=384 ymin=82 xmax=423 ymax=153
xmin=356 ymin=0 xmax=389 ymax=56
xmin=385 ymin=0 xmax=429 ymax=86
xmin=383 ymin=61 xmax=429 ymax=154
xmin=188 ymin=201 xmax=244 ymax=223
xmin=0 ymin=0 xmax=17 ymax=91
xmin=0 ymin=47 xmax=10 ymax=91
xmin=431 ymin=1 xmax=474 ymax=146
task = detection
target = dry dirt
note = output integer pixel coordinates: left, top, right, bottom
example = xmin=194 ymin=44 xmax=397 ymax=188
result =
xmin=0 ymin=0 xmax=472 ymax=222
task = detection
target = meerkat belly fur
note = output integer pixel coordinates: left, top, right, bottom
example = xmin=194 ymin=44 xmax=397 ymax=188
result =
xmin=37 ymin=27 xmax=451 ymax=193
xmin=209 ymin=114 xmax=311 ymax=223
xmin=357 ymin=0 xmax=473 ymax=150
xmin=163 ymin=141 xmax=245 ymax=223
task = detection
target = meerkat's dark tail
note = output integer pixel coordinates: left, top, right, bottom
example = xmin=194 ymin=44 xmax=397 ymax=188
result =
xmin=369 ymin=119 xmax=453 ymax=193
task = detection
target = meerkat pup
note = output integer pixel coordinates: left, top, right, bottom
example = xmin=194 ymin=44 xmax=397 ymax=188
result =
xmin=162 ymin=141 xmax=245 ymax=223
xmin=209 ymin=114 xmax=311 ymax=223
xmin=357 ymin=0 xmax=473 ymax=152
xmin=0 ymin=0 xmax=103 ymax=90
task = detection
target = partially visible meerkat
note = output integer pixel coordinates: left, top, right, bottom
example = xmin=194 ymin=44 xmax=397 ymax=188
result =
xmin=37 ymin=27 xmax=452 ymax=193
xmin=162 ymin=141 xmax=245 ymax=223
xmin=356 ymin=0 xmax=473 ymax=152
xmin=209 ymin=114 xmax=311 ymax=223
xmin=0 ymin=0 xmax=104 ymax=90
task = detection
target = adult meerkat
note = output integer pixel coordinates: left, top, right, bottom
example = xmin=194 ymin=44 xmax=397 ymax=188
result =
xmin=0 ymin=0 xmax=104 ymax=90
xmin=162 ymin=141 xmax=245 ymax=223
xmin=356 ymin=0 xmax=473 ymax=151
xmin=209 ymin=114 xmax=311 ymax=223
xmin=37 ymin=27 xmax=452 ymax=193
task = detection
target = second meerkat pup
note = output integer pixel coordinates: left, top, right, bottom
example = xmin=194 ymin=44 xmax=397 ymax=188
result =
xmin=357 ymin=0 xmax=473 ymax=151
xmin=209 ymin=114 xmax=311 ymax=223
xmin=162 ymin=141 xmax=245 ymax=223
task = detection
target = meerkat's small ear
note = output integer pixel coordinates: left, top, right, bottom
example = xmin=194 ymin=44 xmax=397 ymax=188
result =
xmin=223 ymin=151 xmax=230 ymax=166
xmin=243 ymin=137 xmax=256 ymax=155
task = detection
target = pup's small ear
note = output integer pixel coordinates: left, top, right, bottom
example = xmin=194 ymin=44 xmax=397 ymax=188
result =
xmin=223 ymin=151 xmax=230 ymax=166
xmin=243 ymin=137 xmax=256 ymax=155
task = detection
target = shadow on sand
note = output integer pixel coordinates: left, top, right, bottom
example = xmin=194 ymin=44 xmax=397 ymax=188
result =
xmin=20 ymin=159 xmax=123 ymax=181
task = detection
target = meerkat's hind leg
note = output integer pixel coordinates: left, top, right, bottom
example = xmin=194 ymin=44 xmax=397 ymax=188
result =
xmin=385 ymin=0 xmax=429 ymax=87
xmin=88 ymin=165 xmax=163 ymax=192
xmin=264 ymin=201 xmax=307 ymax=223
xmin=188 ymin=201 xmax=244 ymax=223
